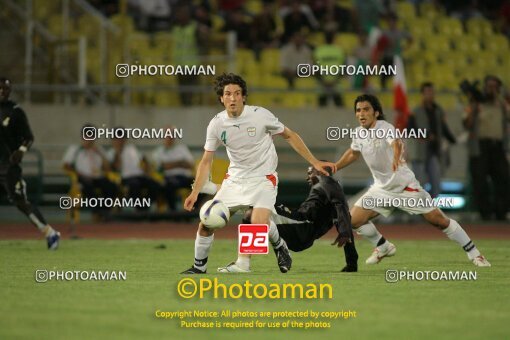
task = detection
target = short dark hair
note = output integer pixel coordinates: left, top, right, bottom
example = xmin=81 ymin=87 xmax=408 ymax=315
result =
xmin=420 ymin=81 xmax=434 ymax=93
xmin=484 ymin=75 xmax=502 ymax=86
xmin=214 ymin=73 xmax=248 ymax=104
xmin=354 ymin=94 xmax=385 ymax=120
xmin=0 ymin=77 xmax=11 ymax=87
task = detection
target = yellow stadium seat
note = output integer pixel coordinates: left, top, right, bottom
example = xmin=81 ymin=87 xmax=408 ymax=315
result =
xmin=210 ymin=159 xmax=230 ymax=184
xmin=261 ymin=75 xmax=288 ymax=89
xmin=436 ymin=18 xmax=464 ymax=37
xmin=211 ymin=15 xmax=224 ymax=31
xmin=396 ymin=2 xmax=416 ymax=19
xmin=260 ymin=48 xmax=281 ymax=74
xmin=309 ymin=32 xmax=325 ymax=46
xmin=407 ymin=18 xmax=434 ymax=37
xmin=153 ymin=32 xmax=173 ymax=51
xmin=453 ymin=36 xmax=481 ymax=53
xmin=419 ymin=2 xmax=444 ymax=20
xmin=483 ymin=34 xmax=510 ymax=52
xmin=47 ymin=15 xmax=63 ymax=36
xmin=335 ymin=33 xmax=359 ymax=55
xmin=110 ymin=14 xmax=135 ymax=34
xmin=128 ymin=31 xmax=151 ymax=52
xmin=466 ymin=18 xmax=494 ymax=37
xmin=422 ymin=36 xmax=451 ymax=54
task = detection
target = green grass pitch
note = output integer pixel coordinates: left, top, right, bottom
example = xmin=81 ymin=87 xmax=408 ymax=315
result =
xmin=1 ymin=239 xmax=509 ymax=340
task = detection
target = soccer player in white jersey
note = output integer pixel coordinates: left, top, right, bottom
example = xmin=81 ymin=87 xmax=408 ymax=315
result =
xmin=181 ymin=73 xmax=336 ymax=274
xmin=335 ymin=94 xmax=491 ymax=267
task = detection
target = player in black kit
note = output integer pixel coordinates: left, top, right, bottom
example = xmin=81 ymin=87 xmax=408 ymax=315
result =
xmin=0 ymin=78 xmax=60 ymax=249
xmin=244 ymin=166 xmax=359 ymax=272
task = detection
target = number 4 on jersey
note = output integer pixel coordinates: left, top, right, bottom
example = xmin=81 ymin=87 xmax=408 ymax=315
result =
xmin=221 ymin=130 xmax=227 ymax=145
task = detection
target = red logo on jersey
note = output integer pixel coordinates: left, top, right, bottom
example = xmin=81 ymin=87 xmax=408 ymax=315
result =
xmin=238 ymin=224 xmax=269 ymax=254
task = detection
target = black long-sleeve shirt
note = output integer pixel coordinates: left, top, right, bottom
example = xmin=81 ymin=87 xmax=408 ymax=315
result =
xmin=275 ymin=175 xmax=352 ymax=239
xmin=0 ymin=100 xmax=34 ymax=165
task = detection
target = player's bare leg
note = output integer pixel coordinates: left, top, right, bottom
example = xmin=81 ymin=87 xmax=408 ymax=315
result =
xmin=422 ymin=209 xmax=491 ymax=267
xmin=252 ymin=207 xmax=292 ymax=273
xmin=181 ymin=222 xmax=214 ymax=274
xmin=351 ymin=206 xmax=396 ymax=264
xmin=220 ymin=207 xmax=292 ymax=273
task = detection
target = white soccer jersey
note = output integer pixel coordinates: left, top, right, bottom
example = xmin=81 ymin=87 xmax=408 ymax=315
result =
xmin=151 ymin=144 xmax=194 ymax=177
xmin=204 ymin=105 xmax=285 ymax=178
xmin=62 ymin=144 xmax=106 ymax=179
xmin=351 ymin=120 xmax=416 ymax=192
xmin=106 ymin=144 xmax=144 ymax=179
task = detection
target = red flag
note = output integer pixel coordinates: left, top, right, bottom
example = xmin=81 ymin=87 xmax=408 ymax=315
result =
xmin=393 ymin=55 xmax=410 ymax=131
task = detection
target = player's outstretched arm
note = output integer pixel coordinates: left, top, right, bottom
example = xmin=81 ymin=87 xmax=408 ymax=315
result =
xmin=280 ymin=127 xmax=336 ymax=175
xmin=184 ymin=151 xmax=214 ymax=211
xmin=335 ymin=148 xmax=360 ymax=170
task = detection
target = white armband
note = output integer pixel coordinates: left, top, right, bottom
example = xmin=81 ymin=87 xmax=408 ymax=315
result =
xmin=19 ymin=146 xmax=28 ymax=153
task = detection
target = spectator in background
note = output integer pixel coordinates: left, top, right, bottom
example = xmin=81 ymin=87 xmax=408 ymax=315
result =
xmin=353 ymin=0 xmax=384 ymax=33
xmin=463 ymin=76 xmax=510 ymax=221
xmin=451 ymin=0 xmax=484 ymax=22
xmin=107 ymin=129 xmax=161 ymax=211
xmin=218 ymin=0 xmax=246 ymax=13
xmin=250 ymin=1 xmax=278 ymax=60
xmin=62 ymin=124 xmax=118 ymax=219
xmin=407 ymin=82 xmax=456 ymax=198
xmin=280 ymin=32 xmax=313 ymax=88
xmin=171 ymin=5 xmax=209 ymax=106
xmin=279 ymin=1 xmax=319 ymax=43
xmin=378 ymin=13 xmax=412 ymax=89
xmin=152 ymin=127 xmax=194 ymax=211
xmin=222 ymin=9 xmax=252 ymax=48
xmin=352 ymin=31 xmax=372 ymax=91
xmin=499 ymin=0 xmax=510 ymax=39
xmin=311 ymin=0 xmax=354 ymax=33
xmin=194 ymin=3 xmax=213 ymax=29
xmin=128 ymin=0 xmax=172 ymax=32
xmin=314 ymin=32 xmax=344 ymax=107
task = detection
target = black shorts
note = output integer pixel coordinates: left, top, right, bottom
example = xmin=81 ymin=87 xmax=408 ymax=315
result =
xmin=0 ymin=164 xmax=27 ymax=203
xmin=276 ymin=221 xmax=316 ymax=252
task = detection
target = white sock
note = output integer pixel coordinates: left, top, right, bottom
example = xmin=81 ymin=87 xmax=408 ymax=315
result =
xmin=356 ymin=222 xmax=385 ymax=248
xmin=29 ymin=213 xmax=55 ymax=237
xmin=442 ymin=219 xmax=480 ymax=259
xmin=268 ymin=220 xmax=284 ymax=249
xmin=235 ymin=255 xmax=251 ymax=270
xmin=194 ymin=233 xmax=214 ymax=271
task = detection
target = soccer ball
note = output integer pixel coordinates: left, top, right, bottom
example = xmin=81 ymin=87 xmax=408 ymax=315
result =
xmin=199 ymin=199 xmax=230 ymax=229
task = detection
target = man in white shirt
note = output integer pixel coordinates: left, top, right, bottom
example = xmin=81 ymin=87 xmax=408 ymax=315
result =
xmin=62 ymin=124 xmax=118 ymax=217
xmin=181 ymin=73 xmax=336 ymax=274
xmin=280 ymin=32 xmax=313 ymax=88
xmin=107 ymin=130 xmax=160 ymax=211
xmin=334 ymin=94 xmax=490 ymax=267
xmin=152 ymin=128 xmax=194 ymax=211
